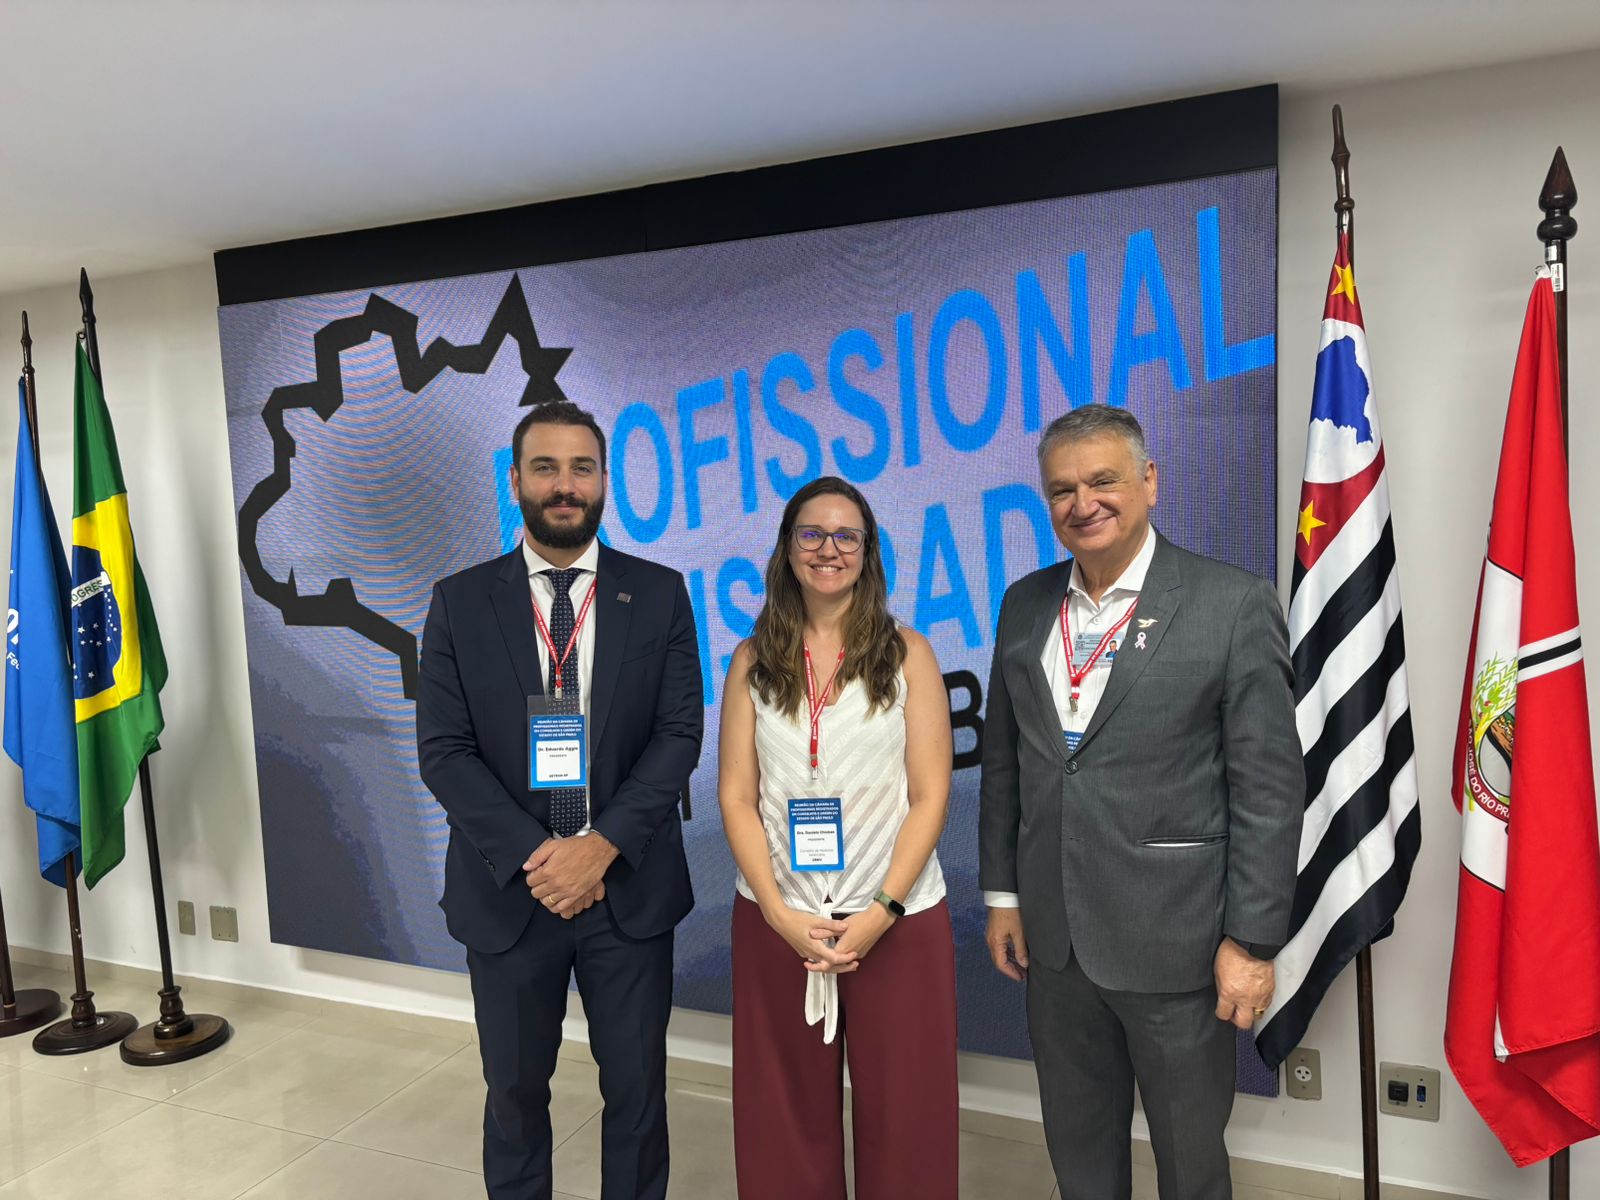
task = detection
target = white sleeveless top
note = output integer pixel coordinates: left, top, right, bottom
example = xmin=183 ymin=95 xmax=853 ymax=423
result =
xmin=736 ymin=667 xmax=945 ymax=1042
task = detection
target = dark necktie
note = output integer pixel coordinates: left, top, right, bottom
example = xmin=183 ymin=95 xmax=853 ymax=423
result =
xmin=541 ymin=567 xmax=587 ymax=837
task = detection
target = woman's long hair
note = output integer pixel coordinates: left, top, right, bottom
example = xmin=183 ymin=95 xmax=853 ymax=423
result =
xmin=747 ymin=476 xmax=904 ymax=718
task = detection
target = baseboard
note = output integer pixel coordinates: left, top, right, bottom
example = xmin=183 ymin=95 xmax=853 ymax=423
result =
xmin=8 ymin=945 xmax=479 ymax=1044
xmin=9 ymin=946 xmax=1477 ymax=1198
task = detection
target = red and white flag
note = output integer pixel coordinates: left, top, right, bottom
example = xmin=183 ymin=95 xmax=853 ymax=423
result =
xmin=1446 ymin=269 xmax=1600 ymax=1165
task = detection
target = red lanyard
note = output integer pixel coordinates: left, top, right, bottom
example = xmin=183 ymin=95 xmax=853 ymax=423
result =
xmin=803 ymin=644 xmax=846 ymax=779
xmin=1059 ymin=594 xmax=1138 ymax=714
xmin=531 ymin=578 xmax=598 ymax=699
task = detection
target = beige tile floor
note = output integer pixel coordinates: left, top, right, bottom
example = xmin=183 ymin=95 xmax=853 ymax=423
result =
xmin=0 ymin=960 xmax=1448 ymax=1200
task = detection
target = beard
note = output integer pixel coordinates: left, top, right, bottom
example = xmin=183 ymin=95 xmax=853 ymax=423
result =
xmin=521 ymin=488 xmax=605 ymax=550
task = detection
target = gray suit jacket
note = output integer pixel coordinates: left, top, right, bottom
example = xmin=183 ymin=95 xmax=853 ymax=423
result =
xmin=978 ymin=531 xmax=1304 ymax=994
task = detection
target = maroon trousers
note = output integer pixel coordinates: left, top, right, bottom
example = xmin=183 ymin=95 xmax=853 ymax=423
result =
xmin=731 ymin=894 xmax=960 ymax=1200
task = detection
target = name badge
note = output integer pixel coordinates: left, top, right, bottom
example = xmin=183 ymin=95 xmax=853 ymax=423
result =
xmin=788 ymin=797 xmax=844 ymax=872
xmin=1063 ymin=730 xmax=1083 ymax=754
xmin=528 ymin=713 xmax=588 ymax=790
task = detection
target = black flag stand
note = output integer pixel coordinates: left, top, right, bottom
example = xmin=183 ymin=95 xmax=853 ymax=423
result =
xmin=25 ymin=309 xmax=139 ymax=1056
xmin=1537 ymin=144 xmax=1576 ymax=1200
xmin=118 ymin=754 xmax=230 ymax=1066
xmin=0 ymin=321 xmax=64 ymax=1039
xmin=73 ymin=272 xmax=230 ymax=1066
xmin=0 ymin=892 xmax=59 ymax=1036
xmin=1329 ymin=105 xmax=1384 ymax=1200
xmin=0 ymin=882 xmax=59 ymax=1036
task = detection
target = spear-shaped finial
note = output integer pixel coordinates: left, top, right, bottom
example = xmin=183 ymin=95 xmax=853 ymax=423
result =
xmin=1332 ymin=104 xmax=1353 ymax=228
xmin=1538 ymin=146 xmax=1577 ymax=250
xmin=20 ymin=311 xmax=40 ymax=450
xmin=78 ymin=267 xmax=102 ymax=380
xmin=1330 ymin=104 xmax=1356 ymax=266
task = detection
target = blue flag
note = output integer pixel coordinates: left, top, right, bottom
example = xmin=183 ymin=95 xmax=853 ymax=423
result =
xmin=4 ymin=379 xmax=80 ymax=885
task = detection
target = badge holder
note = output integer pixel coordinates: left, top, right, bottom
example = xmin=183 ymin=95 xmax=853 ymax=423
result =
xmin=788 ymin=797 xmax=845 ymax=873
xmin=527 ymin=695 xmax=589 ymax=794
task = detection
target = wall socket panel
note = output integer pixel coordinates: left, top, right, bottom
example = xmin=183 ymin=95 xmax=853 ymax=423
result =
xmin=176 ymin=900 xmax=196 ymax=935
xmin=1284 ymin=1047 xmax=1322 ymax=1100
xmin=209 ymin=905 xmax=239 ymax=943
xmin=1379 ymin=1062 xmax=1441 ymax=1121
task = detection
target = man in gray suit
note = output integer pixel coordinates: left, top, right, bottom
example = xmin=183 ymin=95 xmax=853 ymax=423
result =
xmin=979 ymin=404 xmax=1303 ymax=1200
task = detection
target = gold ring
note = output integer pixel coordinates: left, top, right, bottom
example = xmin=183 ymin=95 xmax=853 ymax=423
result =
xmin=1252 ymin=1007 xmax=1266 ymax=1015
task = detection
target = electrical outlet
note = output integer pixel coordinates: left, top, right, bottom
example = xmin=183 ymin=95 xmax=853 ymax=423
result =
xmin=209 ymin=905 xmax=239 ymax=943
xmin=176 ymin=900 xmax=196 ymax=935
xmin=1284 ymin=1047 xmax=1322 ymax=1101
xmin=1380 ymin=1062 xmax=1441 ymax=1121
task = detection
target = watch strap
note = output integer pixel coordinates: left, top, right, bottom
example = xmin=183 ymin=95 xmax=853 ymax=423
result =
xmin=874 ymin=890 xmax=906 ymax=918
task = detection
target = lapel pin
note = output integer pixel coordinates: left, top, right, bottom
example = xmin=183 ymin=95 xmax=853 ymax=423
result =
xmin=617 ymin=592 xmax=632 ymax=603
xmin=1137 ymin=617 xmax=1158 ymax=629
xmin=1135 ymin=632 xmax=1148 ymax=650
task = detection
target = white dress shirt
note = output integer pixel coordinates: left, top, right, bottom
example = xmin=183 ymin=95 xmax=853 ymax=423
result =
xmin=523 ymin=537 xmax=600 ymax=830
xmin=985 ymin=525 xmax=1156 ymax=909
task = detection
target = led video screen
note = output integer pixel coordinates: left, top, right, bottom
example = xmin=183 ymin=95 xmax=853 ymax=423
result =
xmin=219 ymin=138 xmax=1276 ymax=1066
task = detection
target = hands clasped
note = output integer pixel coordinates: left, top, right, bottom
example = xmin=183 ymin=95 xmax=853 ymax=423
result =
xmin=765 ymin=903 xmax=895 ymax=974
xmin=524 ymin=834 xmax=619 ymax=920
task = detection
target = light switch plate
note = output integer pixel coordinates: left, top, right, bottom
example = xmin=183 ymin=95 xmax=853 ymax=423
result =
xmin=176 ymin=900 xmax=196 ymax=936
xmin=209 ymin=905 xmax=239 ymax=943
xmin=1379 ymin=1062 xmax=1441 ymax=1121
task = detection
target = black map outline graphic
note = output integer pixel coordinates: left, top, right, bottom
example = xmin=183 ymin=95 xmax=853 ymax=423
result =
xmin=236 ymin=276 xmax=572 ymax=699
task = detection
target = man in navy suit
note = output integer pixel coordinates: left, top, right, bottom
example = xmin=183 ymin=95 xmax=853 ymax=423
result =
xmin=418 ymin=402 xmax=703 ymax=1200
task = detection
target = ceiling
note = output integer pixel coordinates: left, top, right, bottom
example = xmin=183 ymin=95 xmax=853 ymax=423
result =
xmin=4 ymin=0 xmax=1599 ymax=295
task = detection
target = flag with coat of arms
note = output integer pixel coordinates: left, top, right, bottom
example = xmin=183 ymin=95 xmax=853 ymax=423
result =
xmin=1445 ymin=267 xmax=1600 ymax=1164
xmin=69 ymin=339 xmax=166 ymax=888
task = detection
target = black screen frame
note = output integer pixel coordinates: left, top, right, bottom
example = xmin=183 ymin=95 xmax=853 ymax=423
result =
xmin=215 ymin=84 xmax=1277 ymax=306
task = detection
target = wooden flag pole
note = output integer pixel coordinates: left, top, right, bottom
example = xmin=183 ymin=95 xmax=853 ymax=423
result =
xmin=24 ymin=310 xmax=139 ymax=1056
xmin=119 ymin=749 xmax=231 ymax=1065
xmin=1537 ymin=142 xmax=1576 ymax=1200
xmin=1331 ymin=104 xmax=1383 ymax=1200
xmin=0 ymin=320 xmax=63 ymax=1037
xmin=74 ymin=271 xmax=231 ymax=1066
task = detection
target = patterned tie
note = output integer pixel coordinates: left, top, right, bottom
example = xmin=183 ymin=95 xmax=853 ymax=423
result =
xmin=542 ymin=567 xmax=587 ymax=837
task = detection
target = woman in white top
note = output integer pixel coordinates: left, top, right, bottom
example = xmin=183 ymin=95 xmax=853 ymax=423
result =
xmin=719 ymin=476 xmax=958 ymax=1200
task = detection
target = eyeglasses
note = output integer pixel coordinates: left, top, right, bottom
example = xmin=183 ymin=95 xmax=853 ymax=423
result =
xmin=792 ymin=525 xmax=866 ymax=554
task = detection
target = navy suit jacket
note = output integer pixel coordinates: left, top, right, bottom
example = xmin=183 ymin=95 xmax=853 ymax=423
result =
xmin=417 ymin=542 xmax=703 ymax=954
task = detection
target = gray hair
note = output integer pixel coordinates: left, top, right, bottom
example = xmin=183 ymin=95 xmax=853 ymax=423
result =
xmin=1036 ymin=405 xmax=1149 ymax=470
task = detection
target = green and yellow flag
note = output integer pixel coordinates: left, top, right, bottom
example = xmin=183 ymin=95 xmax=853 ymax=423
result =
xmin=69 ymin=341 xmax=165 ymax=887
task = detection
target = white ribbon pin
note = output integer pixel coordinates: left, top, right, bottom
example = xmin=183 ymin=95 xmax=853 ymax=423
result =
xmin=1135 ymin=632 xmax=1148 ymax=650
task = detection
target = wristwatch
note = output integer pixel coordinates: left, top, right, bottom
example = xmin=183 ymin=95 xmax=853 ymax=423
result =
xmin=873 ymin=890 xmax=906 ymax=918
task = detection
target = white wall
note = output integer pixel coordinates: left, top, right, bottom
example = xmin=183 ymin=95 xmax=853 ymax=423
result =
xmin=4 ymin=49 xmax=1600 ymax=1198
xmin=1260 ymin=51 xmax=1600 ymax=1198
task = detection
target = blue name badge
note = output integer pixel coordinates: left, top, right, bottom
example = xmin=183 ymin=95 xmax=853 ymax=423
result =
xmin=788 ymin=797 xmax=844 ymax=872
xmin=1063 ymin=730 xmax=1083 ymax=754
xmin=528 ymin=713 xmax=588 ymax=790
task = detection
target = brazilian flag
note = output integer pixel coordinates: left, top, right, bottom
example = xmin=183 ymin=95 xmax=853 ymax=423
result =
xmin=70 ymin=341 xmax=165 ymax=887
